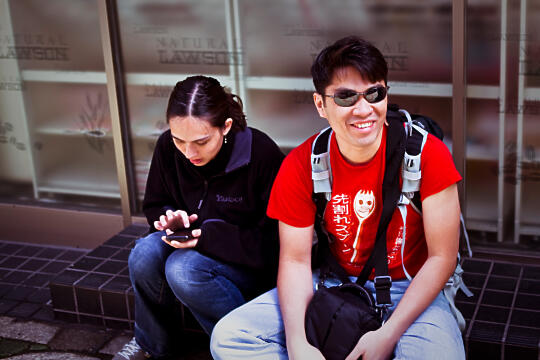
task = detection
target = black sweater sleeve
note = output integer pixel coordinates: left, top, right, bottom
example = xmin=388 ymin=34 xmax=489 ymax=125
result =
xmin=195 ymin=133 xmax=284 ymax=273
xmin=196 ymin=216 xmax=279 ymax=271
xmin=142 ymin=132 xmax=178 ymax=231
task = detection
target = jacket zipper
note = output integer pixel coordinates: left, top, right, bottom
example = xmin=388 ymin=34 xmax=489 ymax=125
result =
xmin=197 ymin=179 xmax=208 ymax=210
xmin=196 ymin=163 xmax=248 ymax=212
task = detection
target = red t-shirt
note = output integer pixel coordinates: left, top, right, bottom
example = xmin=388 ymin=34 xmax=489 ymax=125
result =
xmin=267 ymin=126 xmax=462 ymax=279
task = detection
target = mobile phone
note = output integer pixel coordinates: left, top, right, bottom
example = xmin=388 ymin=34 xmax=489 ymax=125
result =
xmin=165 ymin=228 xmax=195 ymax=242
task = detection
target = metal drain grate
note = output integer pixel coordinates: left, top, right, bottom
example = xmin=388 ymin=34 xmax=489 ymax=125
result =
xmin=458 ymin=258 xmax=540 ymax=359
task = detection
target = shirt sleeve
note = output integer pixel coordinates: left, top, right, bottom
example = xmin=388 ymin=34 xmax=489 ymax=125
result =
xmin=419 ymin=134 xmax=463 ymax=202
xmin=142 ymin=133 xmax=178 ymax=230
xmin=267 ymin=139 xmax=317 ymax=228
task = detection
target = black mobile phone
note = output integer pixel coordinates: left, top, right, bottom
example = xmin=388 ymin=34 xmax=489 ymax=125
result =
xmin=165 ymin=228 xmax=195 ymax=242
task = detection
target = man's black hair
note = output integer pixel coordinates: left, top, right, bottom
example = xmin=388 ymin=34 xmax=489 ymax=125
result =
xmin=311 ymin=36 xmax=388 ymax=96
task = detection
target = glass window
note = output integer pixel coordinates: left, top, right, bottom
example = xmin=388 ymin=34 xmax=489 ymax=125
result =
xmin=465 ymin=99 xmax=501 ymax=232
xmin=464 ymin=0 xmax=502 ymax=234
xmin=517 ymin=0 xmax=540 ymax=243
xmin=116 ymin=0 xmax=234 ymax=213
xmin=0 ymin=0 xmax=120 ymax=211
xmin=2 ymin=0 xmax=537 ymax=249
xmin=237 ymin=0 xmax=453 ymax=149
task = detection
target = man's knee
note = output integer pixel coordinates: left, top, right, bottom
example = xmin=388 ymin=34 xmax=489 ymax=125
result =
xmin=210 ymin=310 xmax=275 ymax=360
xmin=210 ymin=315 xmax=237 ymax=359
xmin=395 ymin=306 xmax=465 ymax=360
xmin=395 ymin=325 xmax=464 ymax=360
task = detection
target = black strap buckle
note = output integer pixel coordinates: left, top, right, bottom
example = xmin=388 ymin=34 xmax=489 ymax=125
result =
xmin=376 ymin=304 xmax=390 ymax=321
xmin=374 ymin=276 xmax=393 ymax=309
xmin=315 ymin=269 xmax=329 ymax=291
xmin=374 ymin=276 xmax=392 ymax=291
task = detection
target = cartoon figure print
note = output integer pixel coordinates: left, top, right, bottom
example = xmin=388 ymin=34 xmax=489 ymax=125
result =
xmin=350 ymin=190 xmax=375 ymax=262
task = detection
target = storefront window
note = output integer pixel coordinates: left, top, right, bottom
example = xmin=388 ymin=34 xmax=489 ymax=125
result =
xmin=116 ymin=0 xmax=235 ymax=212
xmin=236 ymin=1 xmax=453 ymax=151
xmin=0 ymin=0 xmax=120 ymax=211
xmin=0 ymin=0 xmax=539 ymax=249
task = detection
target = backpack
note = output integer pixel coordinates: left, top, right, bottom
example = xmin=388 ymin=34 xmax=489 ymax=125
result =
xmin=310 ymin=104 xmax=473 ymax=332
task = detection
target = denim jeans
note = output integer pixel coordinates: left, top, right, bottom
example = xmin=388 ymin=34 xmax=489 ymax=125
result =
xmin=129 ymin=231 xmax=262 ymax=358
xmin=210 ymin=272 xmax=465 ymax=360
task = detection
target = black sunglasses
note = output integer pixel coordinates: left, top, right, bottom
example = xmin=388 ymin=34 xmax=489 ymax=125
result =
xmin=323 ymin=85 xmax=389 ymax=107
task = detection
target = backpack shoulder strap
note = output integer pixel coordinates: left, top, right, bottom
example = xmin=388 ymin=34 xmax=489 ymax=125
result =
xmin=400 ymin=109 xmax=429 ymax=213
xmin=392 ymin=107 xmax=475 ymax=327
xmin=355 ymin=115 xmax=405 ymax=307
xmin=311 ymin=127 xmax=351 ymax=283
xmin=388 ymin=108 xmax=431 ymax=280
xmin=310 ymin=120 xmax=406 ymax=308
xmin=311 ymin=127 xmax=333 ymax=201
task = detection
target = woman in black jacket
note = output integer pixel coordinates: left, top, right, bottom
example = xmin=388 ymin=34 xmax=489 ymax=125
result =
xmin=115 ymin=75 xmax=284 ymax=360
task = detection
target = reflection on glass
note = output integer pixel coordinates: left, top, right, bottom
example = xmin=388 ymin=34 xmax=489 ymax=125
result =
xmin=465 ymin=99 xmax=501 ymax=231
xmin=125 ymin=84 xmax=171 ymax=200
xmin=467 ymin=0 xmax=500 ymax=85
xmin=117 ymin=0 xmax=230 ymax=75
xmin=247 ymin=89 xmax=326 ymax=152
xmin=523 ymin=0 xmax=540 ymax=87
xmin=238 ymin=0 xmax=452 ymax=82
xmin=117 ymin=0 xmax=234 ymax=213
xmin=520 ymin=100 xmax=540 ymax=233
xmin=389 ymin=95 xmax=452 ymax=137
xmin=0 ymin=0 xmax=119 ymax=211
xmin=1 ymin=0 xmax=535 ymax=245
xmin=7 ymin=0 xmax=104 ymax=71
xmin=26 ymin=82 xmax=119 ymax=201
xmin=516 ymin=1 xmax=540 ymax=240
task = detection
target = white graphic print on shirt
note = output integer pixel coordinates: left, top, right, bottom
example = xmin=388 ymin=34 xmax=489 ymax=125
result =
xmin=332 ymin=194 xmax=352 ymax=242
xmin=351 ymin=190 xmax=375 ymax=262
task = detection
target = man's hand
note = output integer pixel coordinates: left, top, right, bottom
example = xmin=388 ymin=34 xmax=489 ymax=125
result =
xmin=288 ymin=342 xmax=326 ymax=360
xmin=154 ymin=209 xmax=198 ymax=232
xmin=345 ymin=328 xmax=396 ymax=360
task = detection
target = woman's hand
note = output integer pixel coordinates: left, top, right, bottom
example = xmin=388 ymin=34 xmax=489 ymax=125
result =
xmin=154 ymin=209 xmax=198 ymax=232
xmin=161 ymin=228 xmax=202 ymax=248
xmin=154 ymin=209 xmax=200 ymax=248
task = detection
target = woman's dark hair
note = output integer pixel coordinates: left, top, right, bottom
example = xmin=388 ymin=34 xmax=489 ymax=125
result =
xmin=166 ymin=75 xmax=247 ymax=132
xmin=311 ymin=36 xmax=388 ymax=96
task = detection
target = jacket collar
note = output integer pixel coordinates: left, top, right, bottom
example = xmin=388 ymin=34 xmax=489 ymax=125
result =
xmin=225 ymin=127 xmax=252 ymax=173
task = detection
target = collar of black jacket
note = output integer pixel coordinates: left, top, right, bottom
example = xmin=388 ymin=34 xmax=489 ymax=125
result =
xmin=225 ymin=127 xmax=252 ymax=173
xmin=174 ymin=127 xmax=252 ymax=177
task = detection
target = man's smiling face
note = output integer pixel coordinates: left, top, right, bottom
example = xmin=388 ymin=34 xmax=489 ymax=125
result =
xmin=314 ymin=66 xmax=388 ymax=164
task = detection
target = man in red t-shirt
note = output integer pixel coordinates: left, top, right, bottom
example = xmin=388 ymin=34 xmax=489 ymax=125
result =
xmin=211 ymin=37 xmax=465 ymax=360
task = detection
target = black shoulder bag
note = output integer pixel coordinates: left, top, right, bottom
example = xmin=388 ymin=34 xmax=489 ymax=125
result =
xmin=304 ymin=117 xmax=405 ymax=360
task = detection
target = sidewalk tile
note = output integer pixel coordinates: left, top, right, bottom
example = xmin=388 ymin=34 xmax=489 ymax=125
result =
xmin=48 ymin=327 xmax=113 ymax=354
xmin=0 ymin=316 xmax=59 ymax=344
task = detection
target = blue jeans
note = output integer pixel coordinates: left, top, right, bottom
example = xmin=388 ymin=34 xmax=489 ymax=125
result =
xmin=129 ymin=231 xmax=263 ymax=358
xmin=210 ymin=272 xmax=465 ymax=360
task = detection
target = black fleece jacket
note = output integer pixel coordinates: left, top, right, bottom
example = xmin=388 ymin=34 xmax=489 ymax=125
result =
xmin=143 ymin=127 xmax=285 ymax=282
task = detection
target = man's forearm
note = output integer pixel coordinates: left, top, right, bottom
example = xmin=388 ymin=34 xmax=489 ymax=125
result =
xmin=277 ymin=259 xmax=314 ymax=350
xmin=381 ymin=255 xmax=456 ymax=342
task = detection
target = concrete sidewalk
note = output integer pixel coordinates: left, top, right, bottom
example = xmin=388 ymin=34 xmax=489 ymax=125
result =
xmin=0 ymin=238 xmax=212 ymax=359
xmin=0 ymin=315 xmax=211 ymax=359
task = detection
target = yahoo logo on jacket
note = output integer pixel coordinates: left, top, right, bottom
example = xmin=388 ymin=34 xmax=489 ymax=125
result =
xmin=216 ymin=194 xmax=243 ymax=203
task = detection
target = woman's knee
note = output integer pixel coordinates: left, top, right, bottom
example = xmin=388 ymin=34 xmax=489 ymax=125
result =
xmin=164 ymin=250 xmax=215 ymax=296
xmin=128 ymin=232 xmax=169 ymax=278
